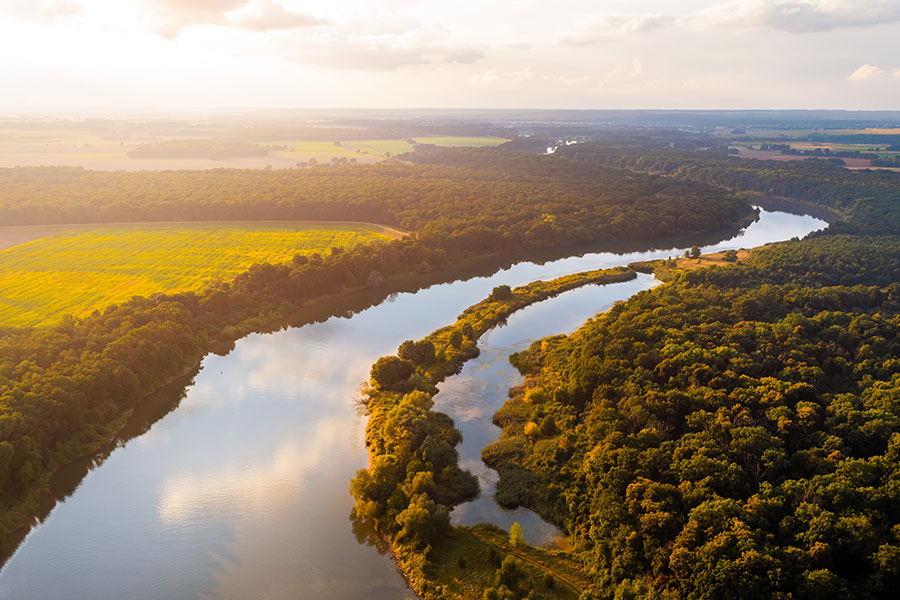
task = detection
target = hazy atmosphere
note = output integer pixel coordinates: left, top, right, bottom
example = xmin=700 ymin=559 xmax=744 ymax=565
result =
xmin=3 ymin=0 xmax=900 ymax=109
xmin=3 ymin=2 xmax=900 ymax=600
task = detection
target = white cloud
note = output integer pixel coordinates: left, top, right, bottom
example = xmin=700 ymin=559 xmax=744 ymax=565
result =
xmin=847 ymin=64 xmax=900 ymax=81
xmin=606 ymin=14 xmax=677 ymax=33
xmin=3 ymin=0 xmax=83 ymax=21
xmin=281 ymin=17 xmax=484 ymax=71
xmin=444 ymin=48 xmax=486 ymax=65
xmin=470 ymin=67 xmax=534 ymax=86
xmin=559 ymin=13 xmax=677 ymax=46
xmin=147 ymin=0 xmax=327 ymax=38
xmin=290 ymin=41 xmax=430 ymax=70
xmin=229 ymin=0 xmax=329 ymax=32
xmin=705 ymin=0 xmax=900 ymax=33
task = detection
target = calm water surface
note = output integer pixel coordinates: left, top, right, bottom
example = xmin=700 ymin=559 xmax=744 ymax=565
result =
xmin=0 ymin=210 xmax=825 ymax=599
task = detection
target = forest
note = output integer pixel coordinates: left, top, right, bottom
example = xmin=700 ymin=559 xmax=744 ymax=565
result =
xmin=0 ymin=156 xmax=750 ymax=244
xmin=553 ymin=140 xmax=900 ymax=234
xmin=485 ymin=233 xmax=900 ymax=599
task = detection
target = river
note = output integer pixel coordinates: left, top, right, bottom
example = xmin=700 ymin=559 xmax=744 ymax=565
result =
xmin=0 ymin=209 xmax=825 ymax=599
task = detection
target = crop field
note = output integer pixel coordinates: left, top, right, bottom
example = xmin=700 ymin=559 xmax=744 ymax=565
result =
xmin=341 ymin=139 xmax=415 ymax=156
xmin=0 ymin=125 xmax=508 ymax=170
xmin=341 ymin=136 xmax=508 ymax=157
xmin=0 ymin=222 xmax=395 ymax=327
xmin=414 ymin=136 xmax=509 ymax=147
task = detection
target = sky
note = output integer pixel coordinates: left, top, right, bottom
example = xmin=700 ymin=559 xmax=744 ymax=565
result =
xmin=0 ymin=0 xmax=898 ymax=110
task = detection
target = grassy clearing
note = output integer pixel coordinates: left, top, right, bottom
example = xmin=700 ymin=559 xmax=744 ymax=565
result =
xmin=0 ymin=223 xmax=392 ymax=327
xmin=630 ymin=248 xmax=749 ymax=281
xmin=431 ymin=524 xmax=592 ymax=599
xmin=342 ymin=139 xmax=416 ymax=156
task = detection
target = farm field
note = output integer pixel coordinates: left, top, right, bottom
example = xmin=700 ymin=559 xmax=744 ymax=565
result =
xmin=733 ymin=146 xmax=874 ymax=167
xmin=714 ymin=127 xmax=900 ymax=138
xmin=0 ymin=131 xmax=508 ymax=170
xmin=0 ymin=222 xmax=396 ymax=328
xmin=274 ymin=136 xmax=509 ymax=160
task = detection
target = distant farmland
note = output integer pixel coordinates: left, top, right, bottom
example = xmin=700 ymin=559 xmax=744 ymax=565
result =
xmin=275 ymin=136 xmax=509 ymax=161
xmin=0 ymin=222 xmax=396 ymax=327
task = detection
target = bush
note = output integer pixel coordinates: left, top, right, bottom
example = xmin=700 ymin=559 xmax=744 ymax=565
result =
xmin=544 ymin=573 xmax=556 ymax=589
xmin=488 ymin=546 xmax=502 ymax=567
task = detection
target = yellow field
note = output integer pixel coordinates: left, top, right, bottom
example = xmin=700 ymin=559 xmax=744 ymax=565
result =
xmin=0 ymin=222 xmax=394 ymax=327
xmin=341 ymin=136 xmax=508 ymax=157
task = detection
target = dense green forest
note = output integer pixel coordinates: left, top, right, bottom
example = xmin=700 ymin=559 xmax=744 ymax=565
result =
xmin=0 ymin=153 xmax=752 ymax=551
xmin=0 ymin=158 xmax=750 ymax=244
xmin=485 ymin=234 xmax=900 ymax=599
xmin=553 ymin=141 xmax=900 ymax=234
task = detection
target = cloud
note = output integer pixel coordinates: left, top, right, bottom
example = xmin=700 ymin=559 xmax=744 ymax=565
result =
xmin=847 ymin=64 xmax=900 ymax=81
xmin=705 ymin=0 xmax=900 ymax=33
xmin=281 ymin=16 xmax=484 ymax=71
xmin=229 ymin=0 xmax=329 ymax=32
xmin=444 ymin=48 xmax=486 ymax=65
xmin=3 ymin=0 xmax=83 ymax=21
xmin=148 ymin=0 xmax=326 ymax=38
xmin=559 ymin=13 xmax=676 ymax=46
xmin=605 ymin=14 xmax=677 ymax=33
xmin=288 ymin=39 xmax=485 ymax=70
xmin=291 ymin=42 xmax=429 ymax=70
xmin=470 ymin=67 xmax=534 ymax=86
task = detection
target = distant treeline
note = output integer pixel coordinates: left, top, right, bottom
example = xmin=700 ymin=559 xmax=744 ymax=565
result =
xmin=0 ymin=154 xmax=752 ymax=243
xmin=555 ymin=141 xmax=900 ymax=234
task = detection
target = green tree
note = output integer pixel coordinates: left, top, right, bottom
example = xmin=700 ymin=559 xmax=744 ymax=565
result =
xmin=491 ymin=285 xmax=513 ymax=300
xmin=510 ymin=522 xmax=524 ymax=547
xmin=370 ymin=356 xmax=415 ymax=390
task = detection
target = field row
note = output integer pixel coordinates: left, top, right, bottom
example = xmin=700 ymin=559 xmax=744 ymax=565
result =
xmin=0 ymin=224 xmax=391 ymax=328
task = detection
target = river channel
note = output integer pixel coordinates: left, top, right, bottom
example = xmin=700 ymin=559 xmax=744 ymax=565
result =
xmin=0 ymin=209 xmax=825 ymax=599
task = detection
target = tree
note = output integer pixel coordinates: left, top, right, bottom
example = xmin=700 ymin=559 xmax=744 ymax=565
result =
xmin=399 ymin=340 xmax=436 ymax=365
xmin=510 ymin=522 xmax=524 ymax=547
xmin=449 ymin=330 xmax=463 ymax=349
xmin=495 ymin=556 xmax=523 ymax=588
xmin=370 ymin=356 xmax=415 ymax=390
xmin=491 ymin=285 xmax=513 ymax=300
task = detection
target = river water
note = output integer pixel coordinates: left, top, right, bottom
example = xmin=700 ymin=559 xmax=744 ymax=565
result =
xmin=0 ymin=209 xmax=825 ymax=600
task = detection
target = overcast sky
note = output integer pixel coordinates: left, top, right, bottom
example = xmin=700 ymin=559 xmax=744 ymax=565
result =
xmin=1 ymin=0 xmax=898 ymax=110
